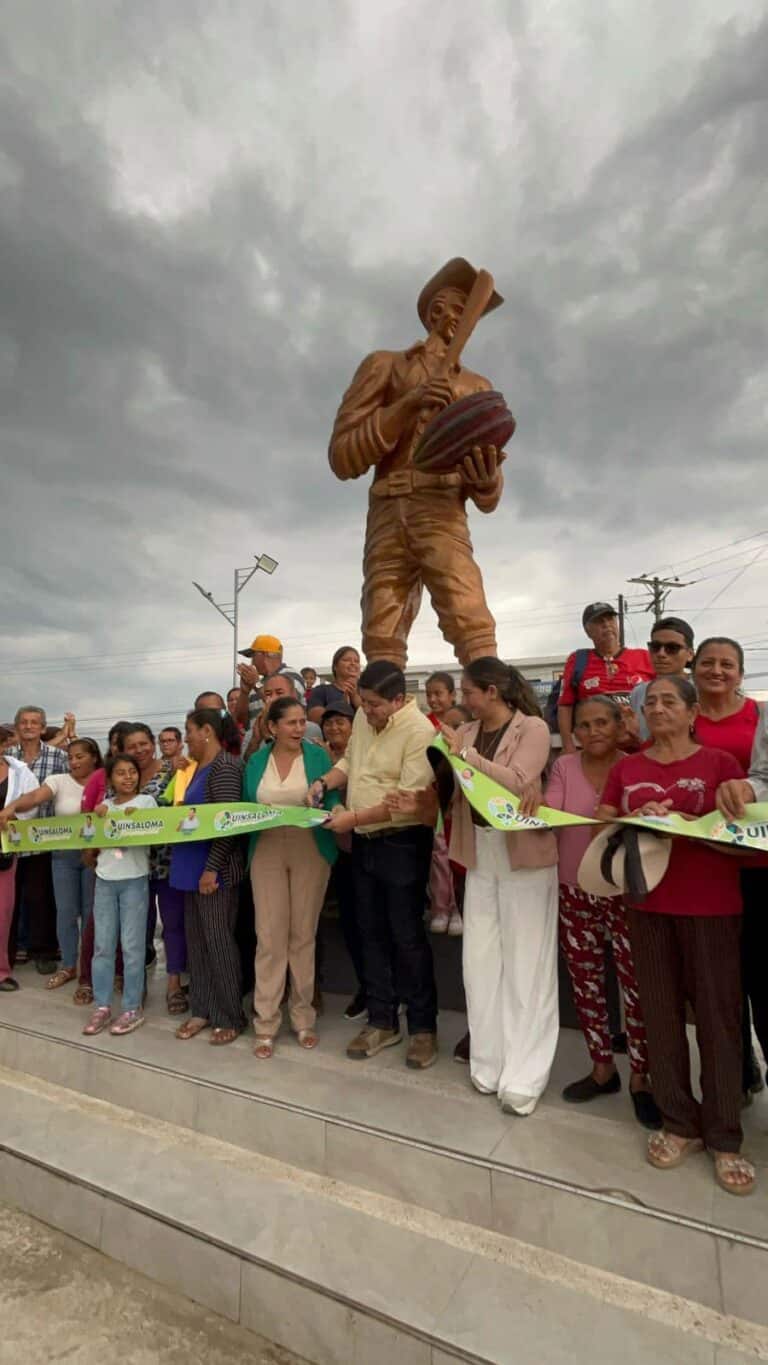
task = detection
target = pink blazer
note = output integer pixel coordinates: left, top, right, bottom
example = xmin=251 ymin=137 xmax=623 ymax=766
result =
xmin=448 ymin=713 xmax=557 ymax=872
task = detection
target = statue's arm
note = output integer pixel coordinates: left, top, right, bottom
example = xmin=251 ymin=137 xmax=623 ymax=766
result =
xmin=328 ymin=351 xmax=397 ymax=481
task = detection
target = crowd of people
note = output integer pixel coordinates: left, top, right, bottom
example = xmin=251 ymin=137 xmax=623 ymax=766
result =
xmin=0 ymin=608 xmax=766 ymax=1198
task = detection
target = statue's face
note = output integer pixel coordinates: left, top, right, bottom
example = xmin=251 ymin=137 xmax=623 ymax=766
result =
xmin=428 ymin=287 xmax=466 ymax=343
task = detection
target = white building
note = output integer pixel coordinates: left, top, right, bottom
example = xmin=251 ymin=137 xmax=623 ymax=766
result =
xmin=404 ymin=655 xmax=567 ymax=708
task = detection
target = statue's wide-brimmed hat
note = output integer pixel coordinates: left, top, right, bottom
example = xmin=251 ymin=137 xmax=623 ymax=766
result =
xmin=417 ymin=257 xmax=504 ymax=330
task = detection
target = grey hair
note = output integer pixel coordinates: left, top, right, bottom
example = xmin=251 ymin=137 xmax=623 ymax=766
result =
xmin=14 ymin=704 xmax=46 ymax=726
xmin=573 ymin=694 xmax=622 ymax=723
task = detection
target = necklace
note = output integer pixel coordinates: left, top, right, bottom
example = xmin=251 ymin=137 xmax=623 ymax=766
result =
xmin=476 ymin=719 xmax=512 ymax=761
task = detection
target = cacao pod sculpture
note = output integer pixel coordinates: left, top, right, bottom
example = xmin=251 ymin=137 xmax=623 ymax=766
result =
xmin=413 ymin=390 xmax=516 ymax=473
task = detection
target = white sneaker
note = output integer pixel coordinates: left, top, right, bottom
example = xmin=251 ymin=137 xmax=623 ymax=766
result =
xmin=430 ymin=914 xmax=449 ymax=933
xmin=500 ymin=1094 xmax=538 ymax=1117
xmin=447 ymin=913 xmax=463 ymax=936
xmin=471 ymin=1077 xmax=497 ymax=1096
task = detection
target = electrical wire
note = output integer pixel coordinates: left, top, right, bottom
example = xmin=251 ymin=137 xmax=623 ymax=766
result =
xmin=643 ymin=531 xmax=768 ymax=578
xmin=688 ymin=545 xmax=768 ymax=625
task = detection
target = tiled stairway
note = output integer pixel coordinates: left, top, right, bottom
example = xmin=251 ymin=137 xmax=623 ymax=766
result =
xmin=0 ymin=973 xmax=766 ymax=1364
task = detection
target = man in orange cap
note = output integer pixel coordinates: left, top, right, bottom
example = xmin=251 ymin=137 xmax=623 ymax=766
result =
xmin=234 ymin=634 xmax=305 ymax=731
xmin=329 ymin=258 xmax=507 ymax=668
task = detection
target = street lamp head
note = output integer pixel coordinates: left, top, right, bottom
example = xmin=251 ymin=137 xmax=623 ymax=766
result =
xmin=256 ymin=554 xmax=278 ymax=575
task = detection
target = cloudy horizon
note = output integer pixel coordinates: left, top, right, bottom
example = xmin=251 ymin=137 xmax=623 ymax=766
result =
xmin=3 ymin=0 xmax=768 ymax=736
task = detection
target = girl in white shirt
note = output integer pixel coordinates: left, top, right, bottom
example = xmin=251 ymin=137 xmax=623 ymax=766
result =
xmin=83 ymin=754 xmax=157 ymax=1038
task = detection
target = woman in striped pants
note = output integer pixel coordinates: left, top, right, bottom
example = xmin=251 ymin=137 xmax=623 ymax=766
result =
xmin=169 ymin=709 xmax=246 ymax=1045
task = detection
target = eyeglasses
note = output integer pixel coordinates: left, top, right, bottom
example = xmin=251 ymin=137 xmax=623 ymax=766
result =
xmin=648 ymin=641 xmax=686 ymax=655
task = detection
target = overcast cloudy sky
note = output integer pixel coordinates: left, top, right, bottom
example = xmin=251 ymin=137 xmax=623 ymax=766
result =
xmin=3 ymin=0 xmax=768 ymax=735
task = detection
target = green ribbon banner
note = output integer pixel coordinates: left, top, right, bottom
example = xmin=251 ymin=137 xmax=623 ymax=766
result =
xmin=0 ymin=802 xmax=329 ymax=855
xmin=428 ymin=738 xmax=768 ymax=853
xmin=4 ymin=747 xmax=768 ymax=855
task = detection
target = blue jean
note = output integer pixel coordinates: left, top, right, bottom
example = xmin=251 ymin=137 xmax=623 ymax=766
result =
xmin=51 ymin=850 xmax=95 ymax=971
xmin=92 ymin=875 xmax=149 ymax=1011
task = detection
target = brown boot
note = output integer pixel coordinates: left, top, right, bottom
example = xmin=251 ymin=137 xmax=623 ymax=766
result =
xmin=406 ymin=1032 xmax=438 ymax=1070
xmin=346 ymin=1026 xmax=401 ymax=1060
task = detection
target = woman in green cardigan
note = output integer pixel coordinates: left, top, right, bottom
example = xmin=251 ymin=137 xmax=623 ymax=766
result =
xmin=243 ymin=696 xmax=339 ymax=1059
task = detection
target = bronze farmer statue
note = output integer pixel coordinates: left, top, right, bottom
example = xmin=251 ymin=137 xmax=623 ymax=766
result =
xmin=329 ymin=258 xmax=510 ymax=668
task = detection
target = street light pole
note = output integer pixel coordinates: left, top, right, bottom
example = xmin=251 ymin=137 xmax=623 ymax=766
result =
xmin=193 ymin=553 xmax=279 ymax=685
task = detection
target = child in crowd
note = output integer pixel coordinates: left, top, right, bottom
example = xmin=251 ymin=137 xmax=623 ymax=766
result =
xmin=425 ymin=672 xmax=462 ymax=935
xmin=83 ymin=754 xmax=156 ymax=1038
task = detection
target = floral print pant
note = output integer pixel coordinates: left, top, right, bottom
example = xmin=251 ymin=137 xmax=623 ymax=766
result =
xmin=559 ymin=882 xmax=648 ymax=1074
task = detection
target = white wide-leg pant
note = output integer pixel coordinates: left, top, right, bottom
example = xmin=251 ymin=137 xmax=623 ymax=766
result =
xmin=463 ymin=830 xmax=559 ymax=1104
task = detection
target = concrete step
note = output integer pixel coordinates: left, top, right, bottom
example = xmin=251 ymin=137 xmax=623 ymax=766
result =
xmin=1 ymin=973 xmax=767 ymax=1329
xmin=1 ymin=1064 xmax=766 ymax=1365
xmin=1 ymin=1202 xmax=309 ymax=1364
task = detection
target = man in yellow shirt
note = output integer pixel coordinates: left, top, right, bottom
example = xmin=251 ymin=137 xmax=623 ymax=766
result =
xmin=309 ymin=661 xmax=438 ymax=1068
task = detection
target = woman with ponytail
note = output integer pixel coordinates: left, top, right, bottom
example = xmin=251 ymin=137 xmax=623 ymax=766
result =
xmin=442 ymin=658 xmax=558 ymax=1117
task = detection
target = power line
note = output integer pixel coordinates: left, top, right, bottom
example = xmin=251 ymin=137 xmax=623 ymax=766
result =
xmin=688 ymin=544 xmax=768 ymax=624
xmin=644 ymin=531 xmax=768 ymax=577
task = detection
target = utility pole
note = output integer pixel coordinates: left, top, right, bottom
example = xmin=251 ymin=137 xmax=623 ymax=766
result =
xmin=193 ymin=553 xmax=279 ymax=684
xmin=617 ymin=593 xmax=626 ymax=647
xmin=627 ymin=573 xmax=695 ymax=623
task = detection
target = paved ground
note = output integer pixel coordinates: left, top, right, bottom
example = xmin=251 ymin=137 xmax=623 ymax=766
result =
xmin=0 ymin=1204 xmax=309 ymax=1365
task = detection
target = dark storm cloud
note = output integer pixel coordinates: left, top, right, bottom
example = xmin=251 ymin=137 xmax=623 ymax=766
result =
xmin=2 ymin=1 xmax=767 ymax=730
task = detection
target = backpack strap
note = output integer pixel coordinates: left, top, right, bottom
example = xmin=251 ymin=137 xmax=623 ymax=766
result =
xmin=571 ymin=648 xmax=591 ymax=694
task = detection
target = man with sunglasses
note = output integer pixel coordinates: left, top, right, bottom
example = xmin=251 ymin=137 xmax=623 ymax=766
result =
xmin=627 ymin=617 xmax=695 ymax=742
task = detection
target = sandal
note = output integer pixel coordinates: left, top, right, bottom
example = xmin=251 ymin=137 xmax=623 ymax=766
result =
xmin=46 ymin=967 xmax=77 ymax=991
xmin=210 ymin=1027 xmax=240 ymax=1046
xmin=254 ymin=1036 xmax=274 ymax=1060
xmin=166 ymin=989 xmax=189 ymax=1016
xmin=73 ymin=985 xmax=94 ymax=1006
xmin=175 ymin=1016 xmax=210 ymax=1040
xmin=83 ymin=1007 xmax=112 ymax=1036
xmin=712 ymin=1152 xmax=756 ymax=1197
xmin=297 ymin=1029 xmax=319 ymax=1049
xmin=647 ymin=1131 xmax=704 ymax=1169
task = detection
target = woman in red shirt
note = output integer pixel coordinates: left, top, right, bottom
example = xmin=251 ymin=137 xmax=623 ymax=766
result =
xmin=693 ymin=636 xmax=766 ymax=1101
xmin=693 ymin=637 xmax=759 ymax=770
xmin=597 ymin=675 xmax=754 ymax=1196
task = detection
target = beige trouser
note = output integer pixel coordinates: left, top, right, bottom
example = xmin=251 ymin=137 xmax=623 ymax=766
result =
xmin=251 ymin=827 xmax=330 ymax=1037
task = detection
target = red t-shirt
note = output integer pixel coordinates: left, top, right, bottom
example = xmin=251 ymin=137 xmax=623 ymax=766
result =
xmin=559 ymin=648 xmax=654 ymax=707
xmin=601 ymin=747 xmax=744 ymax=916
xmin=694 ymin=699 xmax=760 ymax=777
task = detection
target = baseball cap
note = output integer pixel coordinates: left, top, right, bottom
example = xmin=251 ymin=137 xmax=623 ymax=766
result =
xmin=650 ymin=616 xmax=694 ymax=648
xmin=239 ymin=634 xmax=283 ymax=658
xmin=321 ymin=700 xmax=355 ymax=725
xmin=582 ymin=602 xmax=617 ymax=629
